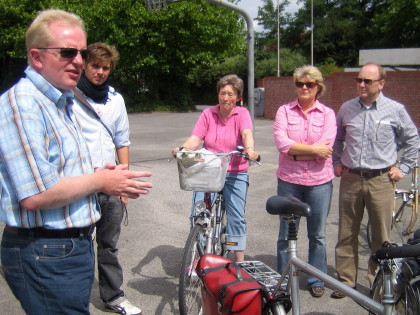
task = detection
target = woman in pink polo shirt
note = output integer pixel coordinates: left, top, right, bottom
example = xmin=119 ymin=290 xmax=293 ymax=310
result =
xmin=178 ymin=74 xmax=259 ymax=262
xmin=273 ymin=65 xmax=336 ymax=298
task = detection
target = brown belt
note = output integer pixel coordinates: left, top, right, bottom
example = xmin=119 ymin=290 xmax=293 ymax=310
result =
xmin=4 ymin=225 xmax=94 ymax=238
xmin=348 ymin=167 xmax=391 ymax=179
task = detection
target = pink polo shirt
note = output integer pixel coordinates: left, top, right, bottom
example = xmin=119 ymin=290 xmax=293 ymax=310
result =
xmin=192 ymin=105 xmax=253 ymax=173
xmin=273 ymin=100 xmax=336 ymax=186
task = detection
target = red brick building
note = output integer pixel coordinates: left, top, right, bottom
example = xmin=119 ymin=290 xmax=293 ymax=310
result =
xmin=263 ymin=71 xmax=420 ymax=127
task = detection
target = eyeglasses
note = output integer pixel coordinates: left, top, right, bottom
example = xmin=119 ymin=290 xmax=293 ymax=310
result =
xmin=37 ymin=47 xmax=89 ymax=60
xmin=295 ymin=81 xmax=317 ymax=89
xmin=355 ymin=78 xmax=382 ymax=85
xmin=219 ymin=92 xmax=237 ymax=98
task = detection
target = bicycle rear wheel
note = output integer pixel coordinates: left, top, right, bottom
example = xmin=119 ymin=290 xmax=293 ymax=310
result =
xmin=366 ymin=200 xmax=416 ymax=249
xmin=179 ymin=225 xmax=206 ymax=315
xmin=370 ymin=260 xmax=420 ymax=315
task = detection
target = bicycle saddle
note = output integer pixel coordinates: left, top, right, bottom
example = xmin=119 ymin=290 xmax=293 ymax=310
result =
xmin=266 ymin=195 xmax=311 ymax=217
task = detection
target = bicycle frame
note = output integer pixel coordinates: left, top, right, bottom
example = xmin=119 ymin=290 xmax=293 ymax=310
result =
xmin=266 ymin=195 xmax=412 ymax=315
xmin=196 ymin=192 xmax=227 ymax=256
xmin=402 ymin=164 xmax=418 ymax=236
xmin=278 ymin=217 xmax=385 ymax=315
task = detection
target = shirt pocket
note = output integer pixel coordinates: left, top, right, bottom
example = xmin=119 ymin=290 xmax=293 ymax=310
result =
xmin=375 ymin=121 xmax=395 ymax=144
xmin=311 ymin=120 xmax=325 ymax=134
xmin=287 ymin=118 xmax=300 ymax=131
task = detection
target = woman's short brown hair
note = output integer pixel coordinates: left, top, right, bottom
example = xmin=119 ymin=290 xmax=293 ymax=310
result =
xmin=216 ymin=74 xmax=244 ymax=98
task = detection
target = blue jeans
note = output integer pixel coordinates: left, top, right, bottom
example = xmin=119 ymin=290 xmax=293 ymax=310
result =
xmin=96 ymin=193 xmax=125 ymax=303
xmin=193 ymin=172 xmax=249 ymax=251
xmin=276 ymin=178 xmax=333 ymax=288
xmin=1 ymin=229 xmax=94 ymax=314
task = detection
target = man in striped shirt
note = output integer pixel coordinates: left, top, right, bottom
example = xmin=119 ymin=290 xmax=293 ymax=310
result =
xmin=0 ymin=9 xmax=152 ymax=314
xmin=331 ymin=63 xmax=419 ymax=299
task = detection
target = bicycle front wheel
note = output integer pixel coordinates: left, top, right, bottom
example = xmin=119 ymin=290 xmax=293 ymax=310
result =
xmin=394 ymin=260 xmax=420 ymax=315
xmin=179 ymin=225 xmax=206 ymax=315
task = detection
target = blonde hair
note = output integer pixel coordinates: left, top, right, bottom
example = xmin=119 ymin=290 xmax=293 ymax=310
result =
xmin=26 ymin=9 xmax=86 ymax=66
xmin=217 ymin=74 xmax=244 ymax=98
xmin=293 ymin=65 xmax=326 ymax=98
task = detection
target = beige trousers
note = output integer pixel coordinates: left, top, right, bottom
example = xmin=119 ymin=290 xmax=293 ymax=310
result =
xmin=335 ymin=169 xmax=394 ymax=287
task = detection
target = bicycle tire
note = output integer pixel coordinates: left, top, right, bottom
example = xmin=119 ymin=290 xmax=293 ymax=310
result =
xmin=366 ymin=200 xmax=416 ymax=249
xmin=394 ymin=259 xmax=420 ymax=315
xmin=369 ymin=260 xmax=420 ymax=315
xmin=179 ymin=225 xmax=206 ymax=315
xmin=214 ymin=208 xmax=229 ymax=257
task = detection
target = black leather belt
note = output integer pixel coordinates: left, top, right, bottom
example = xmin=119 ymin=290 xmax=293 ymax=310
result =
xmin=348 ymin=167 xmax=391 ymax=178
xmin=4 ymin=225 xmax=94 ymax=238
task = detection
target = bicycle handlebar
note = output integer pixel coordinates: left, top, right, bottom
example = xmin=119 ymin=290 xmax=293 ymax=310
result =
xmin=374 ymin=243 xmax=420 ymax=260
xmin=172 ymin=148 xmax=261 ymax=165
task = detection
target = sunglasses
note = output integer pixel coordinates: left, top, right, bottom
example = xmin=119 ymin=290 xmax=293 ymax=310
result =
xmin=37 ymin=47 xmax=89 ymax=60
xmin=295 ymin=81 xmax=317 ymax=89
xmin=355 ymin=78 xmax=382 ymax=85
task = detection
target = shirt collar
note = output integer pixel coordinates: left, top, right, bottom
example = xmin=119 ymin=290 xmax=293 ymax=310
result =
xmin=358 ymin=92 xmax=383 ymax=109
xmin=290 ymin=99 xmax=325 ymax=113
xmin=25 ymin=66 xmax=72 ymax=107
xmin=211 ymin=104 xmax=239 ymax=116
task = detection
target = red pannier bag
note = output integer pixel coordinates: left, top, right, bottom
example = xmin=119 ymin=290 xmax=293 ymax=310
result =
xmin=196 ymin=254 xmax=263 ymax=315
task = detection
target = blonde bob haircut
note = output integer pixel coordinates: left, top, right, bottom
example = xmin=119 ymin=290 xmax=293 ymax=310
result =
xmin=293 ymin=65 xmax=326 ymax=98
xmin=217 ymin=74 xmax=244 ymax=99
xmin=26 ymin=9 xmax=86 ymax=67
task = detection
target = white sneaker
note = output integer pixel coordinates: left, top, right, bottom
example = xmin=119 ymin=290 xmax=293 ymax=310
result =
xmin=105 ymin=299 xmax=142 ymax=315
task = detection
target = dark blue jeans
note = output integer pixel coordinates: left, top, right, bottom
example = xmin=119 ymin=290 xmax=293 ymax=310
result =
xmin=1 ymin=229 xmax=94 ymax=314
xmin=276 ymin=178 xmax=333 ymax=288
xmin=96 ymin=193 xmax=125 ymax=303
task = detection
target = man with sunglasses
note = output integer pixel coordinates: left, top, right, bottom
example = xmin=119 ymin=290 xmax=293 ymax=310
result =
xmin=331 ymin=63 xmax=419 ymax=298
xmin=0 ymin=9 xmax=152 ymax=314
xmin=73 ymin=43 xmax=140 ymax=315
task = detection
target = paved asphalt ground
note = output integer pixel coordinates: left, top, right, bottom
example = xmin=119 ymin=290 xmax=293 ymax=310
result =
xmin=1 ymin=107 xmax=418 ymax=314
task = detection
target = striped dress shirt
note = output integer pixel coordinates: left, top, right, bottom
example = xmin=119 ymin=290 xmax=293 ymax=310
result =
xmin=332 ymin=92 xmax=420 ymax=175
xmin=0 ymin=66 xmax=100 ymax=229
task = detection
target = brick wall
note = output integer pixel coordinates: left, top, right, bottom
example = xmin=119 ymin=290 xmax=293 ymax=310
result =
xmin=263 ymin=71 xmax=420 ymax=127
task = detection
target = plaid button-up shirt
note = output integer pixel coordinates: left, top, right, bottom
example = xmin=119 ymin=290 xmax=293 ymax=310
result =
xmin=0 ymin=66 xmax=100 ymax=229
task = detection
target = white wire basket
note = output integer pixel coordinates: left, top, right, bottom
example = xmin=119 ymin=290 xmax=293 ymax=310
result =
xmin=176 ymin=150 xmax=231 ymax=192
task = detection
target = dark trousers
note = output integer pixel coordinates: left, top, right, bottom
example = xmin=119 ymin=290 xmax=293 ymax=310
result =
xmin=96 ymin=193 xmax=125 ymax=303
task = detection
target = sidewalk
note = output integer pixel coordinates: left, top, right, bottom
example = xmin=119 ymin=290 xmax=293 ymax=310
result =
xmin=0 ymin=109 xmax=415 ymax=314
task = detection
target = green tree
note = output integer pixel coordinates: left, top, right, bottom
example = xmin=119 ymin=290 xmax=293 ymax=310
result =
xmin=0 ymin=0 xmax=246 ymax=111
xmin=368 ymin=0 xmax=420 ymax=48
xmin=281 ymin=0 xmax=419 ymax=67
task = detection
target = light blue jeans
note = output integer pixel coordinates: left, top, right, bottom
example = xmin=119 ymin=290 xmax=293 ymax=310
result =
xmin=276 ymin=178 xmax=333 ymax=288
xmin=192 ymin=172 xmax=249 ymax=251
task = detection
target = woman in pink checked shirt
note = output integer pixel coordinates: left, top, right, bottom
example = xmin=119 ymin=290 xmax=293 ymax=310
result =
xmin=273 ymin=65 xmax=336 ymax=298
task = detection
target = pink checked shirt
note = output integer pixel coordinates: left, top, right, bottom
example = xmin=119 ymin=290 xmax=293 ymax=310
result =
xmin=192 ymin=105 xmax=253 ymax=173
xmin=273 ymin=100 xmax=337 ymax=186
